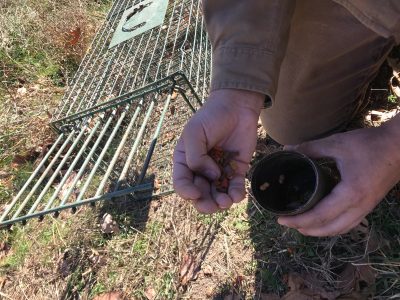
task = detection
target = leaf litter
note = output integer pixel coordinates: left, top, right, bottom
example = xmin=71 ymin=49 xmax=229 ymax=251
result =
xmin=179 ymin=252 xmax=199 ymax=286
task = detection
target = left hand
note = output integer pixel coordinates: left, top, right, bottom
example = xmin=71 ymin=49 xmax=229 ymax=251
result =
xmin=278 ymin=126 xmax=400 ymax=237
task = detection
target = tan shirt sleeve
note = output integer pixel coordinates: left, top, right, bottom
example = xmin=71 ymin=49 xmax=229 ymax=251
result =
xmin=203 ymin=0 xmax=295 ymax=100
xmin=333 ymin=0 xmax=400 ymax=43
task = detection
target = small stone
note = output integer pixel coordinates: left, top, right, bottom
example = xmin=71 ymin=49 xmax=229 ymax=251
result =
xmin=206 ymin=286 xmax=214 ymax=297
xmin=259 ymin=182 xmax=270 ymax=191
xmin=17 ymin=87 xmax=27 ymax=96
xmin=203 ymin=265 xmax=213 ymax=276
xmin=101 ymin=213 xmax=120 ymax=234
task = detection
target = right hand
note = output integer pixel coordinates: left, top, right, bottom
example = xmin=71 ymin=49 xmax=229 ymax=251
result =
xmin=173 ymin=89 xmax=264 ymax=213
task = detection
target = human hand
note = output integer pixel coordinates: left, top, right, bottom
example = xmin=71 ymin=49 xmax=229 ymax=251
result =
xmin=173 ymin=89 xmax=264 ymax=213
xmin=278 ymin=126 xmax=400 ymax=237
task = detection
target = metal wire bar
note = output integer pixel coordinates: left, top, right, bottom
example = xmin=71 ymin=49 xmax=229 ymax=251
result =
xmin=138 ymin=89 xmax=174 ymax=183
xmin=67 ymin=0 xmax=138 ymax=114
xmin=154 ymin=0 xmax=177 ymax=80
xmin=55 ymin=0 xmax=132 ymax=119
xmin=195 ymin=17 xmax=205 ymax=92
xmin=0 ymin=134 xmax=64 ymax=222
xmin=75 ymin=106 xmax=129 ymax=201
xmin=188 ymin=0 xmax=201 ymax=82
xmin=201 ymin=31 xmax=210 ymax=102
xmin=3 ymin=0 xmax=211 ymax=228
xmin=1 ymin=131 xmax=76 ymax=222
xmin=178 ymin=0 xmax=195 ymax=70
xmin=72 ymin=46 xmax=120 ymax=114
xmin=117 ymin=35 xmax=145 ymax=94
xmin=95 ymin=100 xmax=143 ymax=196
xmin=0 ymin=183 xmax=153 ymax=229
xmin=52 ymin=0 xmax=210 ymax=122
xmin=11 ymin=126 xmax=89 ymax=220
xmin=38 ymin=118 xmax=103 ymax=212
xmin=166 ymin=0 xmax=185 ymax=75
xmin=115 ymin=96 xmax=156 ymax=190
xmin=51 ymin=78 xmax=172 ymax=128
xmin=57 ymin=112 xmax=117 ymax=207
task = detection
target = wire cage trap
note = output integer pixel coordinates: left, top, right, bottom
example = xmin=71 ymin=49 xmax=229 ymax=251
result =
xmin=1 ymin=0 xmax=211 ymax=228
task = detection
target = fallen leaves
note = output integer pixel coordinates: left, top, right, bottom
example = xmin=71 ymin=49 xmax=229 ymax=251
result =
xmin=282 ymin=272 xmax=339 ymax=300
xmin=0 ymin=242 xmax=10 ymax=260
xmin=57 ymin=171 xmax=79 ymax=201
xmin=101 ymin=213 xmax=120 ymax=234
xmin=144 ymin=287 xmax=156 ymax=300
xmin=0 ymin=276 xmax=9 ymax=290
xmin=179 ymin=253 xmax=199 ymax=286
xmin=16 ymin=87 xmax=27 ymax=96
xmin=89 ymin=249 xmax=107 ymax=268
xmin=11 ymin=140 xmax=55 ymax=169
xmin=366 ymin=108 xmax=399 ymax=126
xmin=65 ymin=27 xmax=82 ymax=47
xmin=93 ymin=291 xmax=126 ymax=300
xmin=272 ymin=264 xmax=376 ymax=300
xmin=202 ymin=265 xmax=213 ymax=277
xmin=336 ymin=263 xmax=376 ymax=299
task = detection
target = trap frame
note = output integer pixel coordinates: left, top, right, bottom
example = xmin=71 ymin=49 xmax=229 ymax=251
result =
xmin=1 ymin=0 xmax=211 ymax=228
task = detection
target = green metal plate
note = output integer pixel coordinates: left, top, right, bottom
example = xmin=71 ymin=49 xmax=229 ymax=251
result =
xmin=109 ymin=0 xmax=168 ymax=48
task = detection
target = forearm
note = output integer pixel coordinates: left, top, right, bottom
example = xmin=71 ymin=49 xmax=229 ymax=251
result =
xmin=203 ymin=0 xmax=295 ymax=99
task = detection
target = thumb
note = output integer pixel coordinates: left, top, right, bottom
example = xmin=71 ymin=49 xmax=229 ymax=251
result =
xmin=284 ymin=135 xmax=338 ymax=159
xmin=183 ymin=121 xmax=221 ymax=180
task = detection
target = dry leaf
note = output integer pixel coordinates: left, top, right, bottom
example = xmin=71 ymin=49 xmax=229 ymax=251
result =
xmin=205 ymin=286 xmax=214 ymax=297
xmin=0 ymin=171 xmax=9 ymax=179
xmin=202 ymin=265 xmax=213 ymax=276
xmin=171 ymin=91 xmax=178 ymax=100
xmin=179 ymin=253 xmax=198 ymax=286
xmin=370 ymin=113 xmax=380 ymax=122
xmin=89 ymin=249 xmax=107 ymax=267
xmin=349 ymin=218 xmax=369 ymax=242
xmin=93 ymin=291 xmax=126 ymax=300
xmin=282 ymin=273 xmax=339 ymax=300
xmin=170 ymin=105 xmax=176 ymax=115
xmin=144 ymin=287 xmax=156 ymax=300
xmin=234 ymin=275 xmax=245 ymax=288
xmin=58 ymin=171 xmax=79 ymax=201
xmin=0 ymin=242 xmax=10 ymax=260
xmin=0 ymin=276 xmax=8 ymax=290
xmin=154 ymin=179 xmax=160 ymax=191
xmin=11 ymin=145 xmax=49 ymax=169
xmin=17 ymin=87 xmax=27 ymax=96
xmin=337 ymin=263 xmax=376 ymax=299
xmin=101 ymin=213 xmax=120 ymax=234
xmin=66 ymin=27 xmax=82 ymax=47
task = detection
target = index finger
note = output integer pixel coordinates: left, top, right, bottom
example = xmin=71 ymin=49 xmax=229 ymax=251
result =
xmin=173 ymin=137 xmax=202 ymax=200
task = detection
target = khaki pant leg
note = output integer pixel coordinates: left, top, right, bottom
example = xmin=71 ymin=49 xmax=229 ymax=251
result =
xmin=261 ymin=0 xmax=394 ymax=145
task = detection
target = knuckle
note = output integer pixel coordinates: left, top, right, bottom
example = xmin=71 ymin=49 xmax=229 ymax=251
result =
xmin=186 ymin=156 xmax=205 ymax=172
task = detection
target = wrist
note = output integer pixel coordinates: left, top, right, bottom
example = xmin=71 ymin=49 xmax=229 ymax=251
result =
xmin=379 ymin=116 xmax=400 ymax=164
xmin=209 ymin=88 xmax=265 ymax=114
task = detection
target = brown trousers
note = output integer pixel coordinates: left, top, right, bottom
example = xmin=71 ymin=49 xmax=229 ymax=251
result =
xmin=260 ymin=0 xmax=395 ymax=145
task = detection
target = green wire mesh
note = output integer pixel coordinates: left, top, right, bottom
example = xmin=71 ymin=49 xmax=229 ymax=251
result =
xmin=1 ymin=0 xmax=211 ymax=228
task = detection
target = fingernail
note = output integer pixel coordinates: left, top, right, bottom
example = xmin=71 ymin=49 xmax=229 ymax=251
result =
xmin=205 ymin=170 xmax=218 ymax=180
xmin=277 ymin=218 xmax=286 ymax=226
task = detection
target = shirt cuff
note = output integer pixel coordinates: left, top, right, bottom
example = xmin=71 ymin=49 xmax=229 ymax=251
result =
xmin=210 ymin=46 xmax=279 ymax=103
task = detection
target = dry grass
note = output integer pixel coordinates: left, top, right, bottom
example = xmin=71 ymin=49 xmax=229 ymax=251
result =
xmin=0 ymin=0 xmax=111 ymax=203
xmin=0 ymin=1 xmax=400 ymax=299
